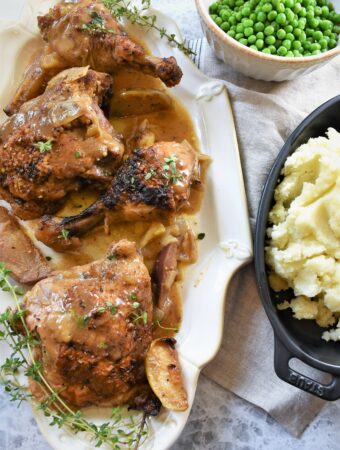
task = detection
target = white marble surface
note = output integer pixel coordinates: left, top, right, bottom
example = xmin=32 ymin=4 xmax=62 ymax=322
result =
xmin=1 ymin=1 xmax=340 ymax=449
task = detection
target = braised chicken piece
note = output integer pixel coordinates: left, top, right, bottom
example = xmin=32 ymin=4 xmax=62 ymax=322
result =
xmin=0 ymin=206 xmax=51 ymax=284
xmin=24 ymin=239 xmax=160 ymax=413
xmin=0 ymin=67 xmax=124 ymax=219
xmin=5 ymin=0 xmax=183 ymax=116
xmin=36 ymin=140 xmax=200 ymax=251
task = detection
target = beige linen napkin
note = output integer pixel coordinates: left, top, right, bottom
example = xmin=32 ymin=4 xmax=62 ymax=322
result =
xmin=187 ymin=38 xmax=340 ymax=437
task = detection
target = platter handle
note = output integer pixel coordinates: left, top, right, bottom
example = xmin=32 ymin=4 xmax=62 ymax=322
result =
xmin=274 ymin=337 xmax=340 ymax=401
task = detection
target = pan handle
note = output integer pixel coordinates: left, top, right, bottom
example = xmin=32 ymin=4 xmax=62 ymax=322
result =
xmin=274 ymin=337 xmax=340 ymax=401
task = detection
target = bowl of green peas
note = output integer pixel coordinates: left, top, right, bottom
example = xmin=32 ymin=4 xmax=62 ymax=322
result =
xmin=196 ymin=0 xmax=340 ymax=81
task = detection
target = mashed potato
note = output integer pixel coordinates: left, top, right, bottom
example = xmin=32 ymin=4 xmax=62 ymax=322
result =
xmin=266 ymin=128 xmax=340 ymax=341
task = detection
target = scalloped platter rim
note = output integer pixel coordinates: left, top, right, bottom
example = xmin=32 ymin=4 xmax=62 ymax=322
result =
xmin=0 ymin=1 xmax=253 ymax=449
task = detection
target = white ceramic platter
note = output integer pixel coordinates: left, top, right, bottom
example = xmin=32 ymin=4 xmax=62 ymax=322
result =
xmin=0 ymin=1 xmax=253 ymax=449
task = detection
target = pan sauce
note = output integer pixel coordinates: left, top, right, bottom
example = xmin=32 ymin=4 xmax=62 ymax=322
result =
xmin=26 ymin=69 xmax=205 ymax=338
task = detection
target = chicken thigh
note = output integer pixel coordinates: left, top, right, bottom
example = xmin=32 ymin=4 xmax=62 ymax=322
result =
xmin=25 ymin=239 xmax=159 ymax=413
xmin=36 ymin=140 xmax=200 ymax=251
xmin=0 ymin=67 xmax=124 ymax=219
xmin=5 ymin=0 xmax=183 ymax=115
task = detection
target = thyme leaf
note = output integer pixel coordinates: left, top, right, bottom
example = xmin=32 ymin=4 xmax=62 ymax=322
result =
xmin=102 ymin=0 xmax=195 ymax=56
xmin=33 ymin=139 xmax=53 ymax=153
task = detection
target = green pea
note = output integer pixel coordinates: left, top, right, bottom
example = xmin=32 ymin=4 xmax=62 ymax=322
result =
xmin=277 ymin=28 xmax=286 ymax=39
xmin=299 ymin=7 xmax=307 ymax=17
xmin=329 ymin=38 xmax=337 ymax=48
xmin=319 ymin=38 xmax=328 ymax=49
xmin=292 ymin=40 xmax=302 ymax=50
xmin=244 ymin=26 xmax=254 ymax=36
xmin=241 ymin=6 xmax=251 ymax=16
xmin=256 ymin=31 xmax=264 ymax=39
xmin=262 ymin=3 xmax=273 ymax=13
xmin=235 ymin=0 xmax=243 ymax=6
xmin=268 ymin=44 xmax=277 ymax=53
xmin=321 ymin=5 xmax=330 ymax=17
xmin=308 ymin=17 xmax=320 ymax=28
xmin=293 ymin=49 xmax=302 ymax=56
xmin=306 ymin=27 xmax=314 ymax=36
xmin=235 ymin=32 xmax=244 ymax=39
xmin=250 ymin=44 xmax=258 ymax=50
xmin=214 ymin=16 xmax=223 ymax=25
xmin=239 ymin=37 xmax=248 ymax=45
xmin=228 ymin=29 xmax=236 ymax=37
xmin=298 ymin=18 xmax=306 ymax=29
xmin=313 ymin=30 xmax=323 ymax=41
xmin=236 ymin=23 xmax=244 ymax=32
xmin=250 ymin=12 xmax=257 ymax=21
xmin=209 ymin=2 xmax=220 ymax=13
xmin=298 ymin=30 xmax=307 ymax=41
xmin=276 ymin=2 xmax=285 ymax=13
xmin=294 ymin=3 xmax=302 ymax=14
xmin=275 ymin=39 xmax=282 ymax=47
xmin=262 ymin=47 xmax=271 ymax=53
xmin=268 ymin=10 xmax=278 ymax=21
xmin=324 ymin=29 xmax=332 ymax=37
xmin=254 ymin=21 xmax=265 ymax=31
xmin=276 ymin=12 xmax=287 ymax=25
xmin=277 ymin=45 xmax=288 ymax=55
xmin=248 ymin=34 xmax=257 ymax=43
xmin=285 ymin=0 xmax=294 ymax=8
xmin=286 ymin=50 xmax=294 ymax=56
xmin=312 ymin=49 xmax=321 ymax=54
xmin=286 ymin=8 xmax=295 ymax=22
xmin=221 ymin=21 xmax=231 ymax=31
xmin=282 ymin=38 xmax=291 ymax=49
xmin=320 ymin=20 xmax=333 ymax=30
xmin=284 ymin=24 xmax=293 ymax=33
xmin=314 ymin=6 xmax=322 ymax=16
xmin=243 ymin=18 xmax=254 ymax=27
xmin=229 ymin=15 xmax=237 ymax=24
xmin=334 ymin=25 xmax=340 ymax=34
xmin=255 ymin=38 xmax=264 ymax=49
xmin=293 ymin=28 xmax=302 ymax=37
xmin=257 ymin=11 xmax=266 ymax=21
xmin=265 ymin=35 xmax=276 ymax=44
xmin=236 ymin=11 xmax=243 ymax=21
xmin=310 ymin=42 xmax=321 ymax=51
xmin=286 ymin=32 xmax=294 ymax=41
xmin=264 ymin=25 xmax=275 ymax=35
xmin=221 ymin=10 xmax=231 ymax=21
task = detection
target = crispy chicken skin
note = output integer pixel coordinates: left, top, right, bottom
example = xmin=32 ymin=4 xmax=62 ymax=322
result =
xmin=36 ymin=141 xmax=199 ymax=251
xmin=5 ymin=0 xmax=183 ymax=115
xmin=25 ymin=239 xmax=160 ymax=413
xmin=0 ymin=67 xmax=124 ymax=219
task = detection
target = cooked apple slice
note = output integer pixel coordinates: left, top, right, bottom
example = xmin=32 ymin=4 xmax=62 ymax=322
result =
xmin=145 ymin=338 xmax=188 ymax=411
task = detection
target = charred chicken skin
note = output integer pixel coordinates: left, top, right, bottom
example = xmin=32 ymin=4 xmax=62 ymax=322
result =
xmin=5 ymin=0 xmax=183 ymax=115
xmin=36 ymin=140 xmax=200 ymax=251
xmin=25 ymin=239 xmax=160 ymax=413
xmin=0 ymin=67 xmax=124 ymax=219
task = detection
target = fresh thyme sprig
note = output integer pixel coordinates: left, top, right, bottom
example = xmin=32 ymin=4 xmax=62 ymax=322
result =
xmin=102 ymin=0 xmax=195 ymax=56
xmin=0 ymin=264 xmax=148 ymax=449
xmin=82 ymin=10 xmax=116 ymax=34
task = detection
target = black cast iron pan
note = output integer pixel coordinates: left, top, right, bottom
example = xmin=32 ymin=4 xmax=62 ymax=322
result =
xmin=255 ymin=95 xmax=340 ymax=400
